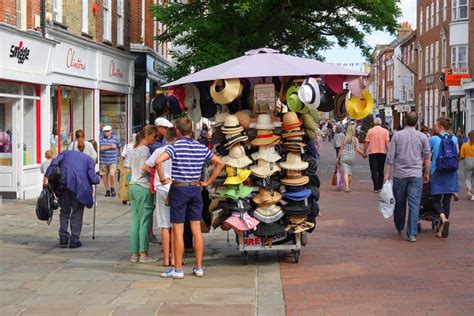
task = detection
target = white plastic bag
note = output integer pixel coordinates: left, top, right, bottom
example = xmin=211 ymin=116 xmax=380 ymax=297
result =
xmin=378 ymin=181 xmax=395 ymax=219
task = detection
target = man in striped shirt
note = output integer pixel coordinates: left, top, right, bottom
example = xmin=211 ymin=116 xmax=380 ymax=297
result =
xmin=156 ymin=117 xmax=224 ymax=279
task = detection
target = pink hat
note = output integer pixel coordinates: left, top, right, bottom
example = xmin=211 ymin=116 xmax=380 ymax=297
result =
xmin=168 ymin=86 xmax=186 ymax=111
xmin=324 ymin=75 xmax=345 ymax=95
xmin=347 ymin=76 xmax=367 ymax=98
xmin=223 ymin=212 xmax=260 ymax=231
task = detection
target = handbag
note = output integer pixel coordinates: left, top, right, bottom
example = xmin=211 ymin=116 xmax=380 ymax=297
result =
xmin=331 ymin=166 xmax=337 ymax=186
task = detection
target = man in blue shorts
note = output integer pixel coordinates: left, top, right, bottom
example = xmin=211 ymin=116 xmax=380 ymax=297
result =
xmin=99 ymin=126 xmax=122 ymax=197
xmin=156 ymin=117 xmax=224 ymax=278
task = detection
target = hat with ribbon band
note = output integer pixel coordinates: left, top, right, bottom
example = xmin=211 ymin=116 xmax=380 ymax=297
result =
xmin=251 ymin=129 xmax=280 ymax=147
xmin=298 ymin=77 xmax=321 ymax=111
xmin=223 ymin=212 xmax=259 ymax=231
xmin=252 ymin=188 xmax=282 ymax=205
xmin=254 ymin=204 xmax=284 ymax=224
xmin=281 ymin=170 xmax=309 ymax=186
xmin=221 ymin=115 xmax=244 ymax=135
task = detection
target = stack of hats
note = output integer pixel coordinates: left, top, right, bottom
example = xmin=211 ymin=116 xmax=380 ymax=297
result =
xmin=221 ymin=115 xmax=249 ymax=150
xmin=281 ymin=112 xmax=306 ymax=153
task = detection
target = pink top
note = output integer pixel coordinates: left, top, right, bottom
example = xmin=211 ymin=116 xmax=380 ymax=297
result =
xmin=365 ymin=126 xmax=389 ymax=154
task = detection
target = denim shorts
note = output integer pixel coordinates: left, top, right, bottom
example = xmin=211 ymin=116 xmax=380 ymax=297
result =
xmin=169 ymin=186 xmax=203 ymax=224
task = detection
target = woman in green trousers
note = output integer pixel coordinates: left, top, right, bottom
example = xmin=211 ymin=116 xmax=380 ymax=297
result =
xmin=129 ymin=125 xmax=157 ymax=263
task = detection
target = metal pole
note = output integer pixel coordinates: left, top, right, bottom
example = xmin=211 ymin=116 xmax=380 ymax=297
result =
xmin=92 ymin=185 xmax=96 ymax=240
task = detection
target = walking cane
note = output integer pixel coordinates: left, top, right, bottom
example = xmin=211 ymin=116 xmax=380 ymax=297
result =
xmin=92 ymin=185 xmax=96 ymax=240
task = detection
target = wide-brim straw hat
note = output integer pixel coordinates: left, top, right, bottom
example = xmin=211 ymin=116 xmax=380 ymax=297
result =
xmin=252 ymin=188 xmax=282 ymax=205
xmin=251 ymin=129 xmax=280 ymax=146
xmin=282 ymin=130 xmax=305 ymax=139
xmin=282 ymin=111 xmax=303 ymax=131
xmin=184 ymin=84 xmax=202 ymax=123
xmin=223 ymin=144 xmax=252 ymax=168
xmin=234 ymin=111 xmax=251 ymax=129
xmin=221 ymin=184 xmax=253 ymax=200
xmin=281 ymin=170 xmax=309 ymax=186
xmin=285 ymin=216 xmax=315 ymax=233
xmin=298 ymin=77 xmax=321 ymax=111
xmin=279 ymin=152 xmax=308 ymax=171
xmin=221 ymin=115 xmax=244 ymax=134
xmin=224 ymin=132 xmax=249 ymax=150
xmin=250 ymin=159 xmax=281 ymax=178
xmin=251 ymin=145 xmax=282 ymax=163
xmin=254 ymin=114 xmax=276 ymax=130
xmin=254 ymin=204 xmax=284 ymax=224
xmin=223 ymin=212 xmax=259 ymax=231
xmin=214 ymin=112 xmax=230 ymax=127
xmin=253 ymin=221 xmax=286 ymax=237
xmin=210 ymin=78 xmax=243 ymax=105
xmin=346 ymin=89 xmax=374 ymax=120
xmin=223 ymin=166 xmax=252 ymax=185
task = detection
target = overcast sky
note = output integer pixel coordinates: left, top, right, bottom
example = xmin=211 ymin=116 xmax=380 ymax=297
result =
xmin=321 ymin=0 xmax=417 ymax=67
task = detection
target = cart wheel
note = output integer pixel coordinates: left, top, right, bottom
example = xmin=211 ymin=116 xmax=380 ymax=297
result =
xmin=292 ymin=250 xmax=300 ymax=263
xmin=301 ymin=233 xmax=308 ymax=247
xmin=122 ymin=200 xmax=127 ymax=205
xmin=240 ymin=251 xmax=248 ymax=265
xmin=417 ymin=223 xmax=421 ymax=233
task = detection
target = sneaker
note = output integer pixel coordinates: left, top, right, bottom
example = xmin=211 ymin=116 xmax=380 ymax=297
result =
xmin=110 ymin=188 xmax=116 ymax=197
xmin=130 ymin=255 xmax=139 ymax=263
xmin=160 ymin=268 xmax=184 ymax=279
xmin=192 ymin=267 xmax=204 ymax=277
xmin=105 ymin=190 xmax=111 ymax=197
xmin=139 ymin=256 xmax=157 ymax=263
xmin=69 ymin=240 xmax=82 ymax=249
xmin=407 ymin=236 xmax=416 ymax=242
xmin=59 ymin=237 xmax=69 ymax=248
xmin=471 ymin=195 xmax=474 ymax=201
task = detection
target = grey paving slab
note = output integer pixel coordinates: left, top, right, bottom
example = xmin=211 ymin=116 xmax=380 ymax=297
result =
xmin=19 ymin=305 xmax=83 ymax=316
xmin=77 ymin=305 xmax=116 ymax=316
xmin=112 ymin=304 xmax=162 ymax=316
xmin=157 ymin=303 xmax=255 ymax=315
xmin=190 ymin=287 xmax=256 ymax=304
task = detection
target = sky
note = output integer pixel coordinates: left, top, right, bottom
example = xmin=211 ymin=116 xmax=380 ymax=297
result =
xmin=321 ymin=0 xmax=417 ymax=68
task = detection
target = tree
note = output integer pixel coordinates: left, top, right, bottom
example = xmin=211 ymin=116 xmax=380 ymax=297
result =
xmin=153 ymin=0 xmax=400 ymax=81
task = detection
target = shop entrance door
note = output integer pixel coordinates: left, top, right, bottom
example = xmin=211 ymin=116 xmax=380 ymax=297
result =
xmin=0 ymin=97 xmax=19 ymax=198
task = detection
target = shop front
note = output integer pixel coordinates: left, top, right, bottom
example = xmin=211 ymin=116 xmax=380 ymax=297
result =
xmin=0 ymin=24 xmax=55 ymax=199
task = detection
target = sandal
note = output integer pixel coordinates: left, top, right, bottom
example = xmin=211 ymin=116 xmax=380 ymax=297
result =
xmin=441 ymin=220 xmax=450 ymax=238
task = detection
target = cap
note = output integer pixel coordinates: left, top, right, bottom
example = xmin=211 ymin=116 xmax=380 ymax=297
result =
xmin=103 ymin=125 xmax=112 ymax=131
xmin=154 ymin=117 xmax=173 ymax=128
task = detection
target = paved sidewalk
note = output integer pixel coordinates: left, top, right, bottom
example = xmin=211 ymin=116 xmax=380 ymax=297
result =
xmin=281 ymin=141 xmax=474 ymax=315
xmin=0 ymin=187 xmax=285 ymax=315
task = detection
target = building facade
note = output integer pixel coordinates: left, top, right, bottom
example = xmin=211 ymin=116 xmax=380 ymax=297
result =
xmin=0 ymin=0 xmax=135 ymax=199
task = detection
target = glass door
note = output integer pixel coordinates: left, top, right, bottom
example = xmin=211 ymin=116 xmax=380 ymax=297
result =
xmin=0 ymin=97 xmax=19 ymax=195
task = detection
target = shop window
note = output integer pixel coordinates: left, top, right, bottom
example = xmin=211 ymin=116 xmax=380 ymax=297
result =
xmin=23 ymin=99 xmax=37 ymax=165
xmin=84 ymin=89 xmax=94 ymax=140
xmin=0 ymin=102 xmax=13 ymax=167
xmin=100 ymin=93 xmax=126 ymax=145
xmin=73 ymin=88 xmax=84 ymax=139
xmin=60 ymin=87 xmax=73 ymax=150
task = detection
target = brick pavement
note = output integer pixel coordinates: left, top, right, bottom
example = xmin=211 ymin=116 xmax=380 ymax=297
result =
xmin=281 ymin=140 xmax=474 ymax=315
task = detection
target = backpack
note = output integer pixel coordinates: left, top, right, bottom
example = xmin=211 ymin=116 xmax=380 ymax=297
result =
xmin=35 ymin=186 xmax=59 ymax=225
xmin=436 ymin=134 xmax=459 ymax=172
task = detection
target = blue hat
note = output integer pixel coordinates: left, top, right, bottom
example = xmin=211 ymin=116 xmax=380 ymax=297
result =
xmin=282 ymin=189 xmax=312 ymax=201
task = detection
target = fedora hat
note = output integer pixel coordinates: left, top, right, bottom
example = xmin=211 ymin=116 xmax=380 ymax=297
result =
xmin=279 ymin=152 xmax=308 ymax=171
xmin=282 ymin=130 xmax=305 ymax=139
xmin=325 ymin=75 xmax=345 ymax=95
xmin=334 ymin=92 xmax=348 ymax=121
xmin=285 ymin=216 xmax=315 ymax=233
xmin=223 ymin=212 xmax=259 ymax=231
xmin=226 ymin=198 xmax=252 ymax=213
xmin=254 ymin=204 xmax=284 ymax=224
xmin=282 ymin=135 xmax=306 ymax=147
xmin=317 ymin=83 xmax=335 ymax=112
xmin=251 ymin=175 xmax=281 ymax=191
xmin=281 ymin=170 xmax=309 ymax=186
xmin=282 ymin=199 xmax=311 ymax=216
xmin=214 ymin=112 xmax=230 ymax=127
xmin=250 ymin=159 xmax=281 ymax=178
xmin=223 ymin=166 xmax=252 ymax=185
xmin=234 ymin=111 xmax=251 ymax=129
xmin=221 ymin=184 xmax=253 ymax=200
xmin=210 ymin=79 xmax=242 ymax=105
xmin=286 ymin=86 xmax=309 ymax=114
xmin=221 ymin=115 xmax=244 ymax=135
xmin=197 ymin=82 xmax=218 ymax=118
xmin=252 ymin=188 xmax=282 ymax=205
xmin=251 ymin=129 xmax=280 ymax=147
xmin=282 ymin=189 xmax=312 ymax=201
xmin=224 ymin=132 xmax=249 ymax=149
xmin=346 ymin=89 xmax=374 ymax=120
xmin=298 ymin=77 xmax=321 ymax=111
xmin=254 ymin=114 xmax=276 ymax=130
xmin=184 ymin=84 xmax=202 ymax=123
xmin=282 ymin=112 xmax=303 ymax=131
xmin=152 ymin=94 xmax=168 ymax=116
xmin=253 ymin=221 xmax=286 ymax=237
xmin=222 ymin=145 xmax=252 ymax=168
xmin=347 ymin=76 xmax=367 ymax=98
xmin=251 ymin=145 xmax=281 ymax=163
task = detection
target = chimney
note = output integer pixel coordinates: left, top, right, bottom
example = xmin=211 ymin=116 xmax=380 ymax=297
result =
xmin=397 ymin=22 xmax=413 ymax=39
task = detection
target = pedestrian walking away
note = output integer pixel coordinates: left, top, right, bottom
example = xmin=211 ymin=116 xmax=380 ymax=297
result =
xmin=336 ymin=125 xmax=365 ymax=192
xmin=333 ymin=125 xmax=345 ymax=157
xmin=99 ymin=126 xmax=122 ymax=197
xmin=460 ymin=130 xmax=474 ymax=200
xmin=364 ymin=117 xmax=390 ymax=192
xmin=385 ymin=112 xmax=431 ymax=242
xmin=68 ymin=129 xmax=98 ymax=162
xmin=156 ymin=117 xmax=224 ymax=279
xmin=43 ymin=150 xmax=100 ymax=248
xmin=429 ymin=117 xmax=460 ymax=239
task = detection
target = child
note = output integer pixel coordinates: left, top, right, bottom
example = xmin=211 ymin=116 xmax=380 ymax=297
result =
xmin=40 ymin=150 xmax=54 ymax=174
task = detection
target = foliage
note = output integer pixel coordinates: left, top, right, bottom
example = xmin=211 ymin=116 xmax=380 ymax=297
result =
xmin=152 ymin=0 xmax=401 ymax=81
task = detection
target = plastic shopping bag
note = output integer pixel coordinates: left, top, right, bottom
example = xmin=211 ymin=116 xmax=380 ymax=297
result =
xmin=378 ymin=181 xmax=395 ymax=219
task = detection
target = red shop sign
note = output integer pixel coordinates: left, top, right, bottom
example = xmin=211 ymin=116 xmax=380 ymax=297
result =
xmin=109 ymin=60 xmax=123 ymax=78
xmin=66 ymin=48 xmax=86 ymax=70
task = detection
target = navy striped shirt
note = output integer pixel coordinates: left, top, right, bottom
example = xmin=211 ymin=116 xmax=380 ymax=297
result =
xmin=165 ymin=137 xmax=214 ymax=182
xmin=99 ymin=134 xmax=121 ymax=165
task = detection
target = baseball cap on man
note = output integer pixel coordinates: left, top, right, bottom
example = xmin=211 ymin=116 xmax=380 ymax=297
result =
xmin=154 ymin=117 xmax=173 ymax=128
xmin=103 ymin=125 xmax=112 ymax=131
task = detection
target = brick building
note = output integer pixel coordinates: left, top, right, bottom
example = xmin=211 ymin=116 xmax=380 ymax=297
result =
xmin=0 ymin=0 xmax=135 ymax=199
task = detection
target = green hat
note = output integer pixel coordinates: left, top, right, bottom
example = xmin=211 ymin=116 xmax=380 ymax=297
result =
xmin=286 ymin=86 xmax=309 ymax=114
xmin=221 ymin=184 xmax=253 ymax=200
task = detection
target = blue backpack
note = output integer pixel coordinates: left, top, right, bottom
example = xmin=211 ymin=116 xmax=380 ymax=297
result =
xmin=436 ymin=134 xmax=459 ymax=171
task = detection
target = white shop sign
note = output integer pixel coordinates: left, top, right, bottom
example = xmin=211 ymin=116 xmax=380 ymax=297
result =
xmin=0 ymin=28 xmax=53 ymax=76
xmin=100 ymin=53 xmax=131 ymax=86
xmin=52 ymin=41 xmax=97 ymax=79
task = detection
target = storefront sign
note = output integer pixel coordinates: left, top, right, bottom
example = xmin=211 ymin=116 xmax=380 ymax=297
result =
xmin=109 ymin=60 xmax=123 ymax=78
xmin=100 ymin=53 xmax=131 ymax=86
xmin=9 ymin=40 xmax=30 ymax=64
xmin=445 ymin=68 xmax=470 ymax=86
xmin=52 ymin=41 xmax=96 ymax=79
xmin=384 ymin=107 xmax=393 ymax=117
xmin=146 ymin=55 xmax=168 ymax=82
xmin=66 ymin=48 xmax=86 ymax=70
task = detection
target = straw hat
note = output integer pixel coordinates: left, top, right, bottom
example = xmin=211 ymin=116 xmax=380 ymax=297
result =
xmin=234 ymin=111 xmax=251 ymax=129
xmin=298 ymin=77 xmax=321 ymax=111
xmin=281 ymin=170 xmax=309 ymax=186
xmin=184 ymin=84 xmax=202 ymax=123
xmin=282 ymin=130 xmax=305 ymax=139
xmin=221 ymin=115 xmax=244 ymax=134
xmin=282 ymin=112 xmax=302 ymax=131
xmin=285 ymin=216 xmax=315 ymax=233
xmin=251 ymin=145 xmax=281 ymax=163
xmin=223 ymin=212 xmax=259 ymax=231
xmin=282 ymin=135 xmax=306 ymax=148
xmin=250 ymin=159 xmax=281 ymax=178
xmin=210 ymin=79 xmax=242 ymax=105
xmin=222 ymin=145 xmax=252 ymax=168
xmin=214 ymin=112 xmax=230 ymax=127
xmin=279 ymin=152 xmax=308 ymax=171
xmin=223 ymin=166 xmax=252 ymax=185
xmin=224 ymin=131 xmax=249 ymax=150
xmin=334 ymin=92 xmax=348 ymax=121
xmin=251 ymin=129 xmax=280 ymax=147
xmin=254 ymin=114 xmax=276 ymax=130
xmin=252 ymin=188 xmax=282 ymax=205
xmin=221 ymin=184 xmax=253 ymax=200
xmin=346 ymin=89 xmax=374 ymax=120
xmin=254 ymin=204 xmax=284 ymax=224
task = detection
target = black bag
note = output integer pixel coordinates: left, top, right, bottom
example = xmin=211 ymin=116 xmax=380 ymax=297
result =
xmin=49 ymin=166 xmax=65 ymax=197
xmin=35 ymin=186 xmax=58 ymax=225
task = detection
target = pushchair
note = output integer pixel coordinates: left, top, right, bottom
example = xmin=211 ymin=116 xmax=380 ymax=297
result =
xmin=418 ymin=182 xmax=440 ymax=233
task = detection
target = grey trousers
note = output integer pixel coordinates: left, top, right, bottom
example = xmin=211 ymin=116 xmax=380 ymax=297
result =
xmin=464 ymin=158 xmax=474 ymax=192
xmin=59 ymin=189 xmax=85 ymax=242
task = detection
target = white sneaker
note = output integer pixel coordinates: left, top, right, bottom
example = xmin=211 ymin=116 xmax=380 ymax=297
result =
xmin=192 ymin=267 xmax=204 ymax=277
xmin=471 ymin=195 xmax=474 ymax=201
xmin=160 ymin=268 xmax=184 ymax=279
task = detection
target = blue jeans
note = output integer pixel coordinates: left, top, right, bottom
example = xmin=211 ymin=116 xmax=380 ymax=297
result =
xmin=393 ymin=177 xmax=423 ymax=237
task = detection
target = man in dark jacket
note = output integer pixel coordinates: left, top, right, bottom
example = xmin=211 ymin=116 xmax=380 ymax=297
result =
xmin=44 ymin=150 xmax=100 ymax=248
